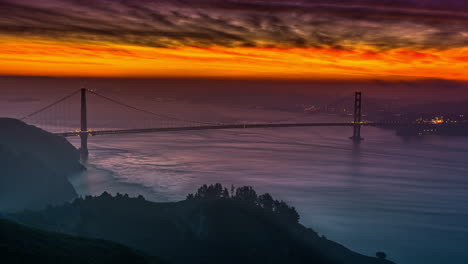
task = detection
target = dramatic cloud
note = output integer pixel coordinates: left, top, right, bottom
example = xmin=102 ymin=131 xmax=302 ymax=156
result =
xmin=0 ymin=0 xmax=466 ymax=80
xmin=1 ymin=0 xmax=467 ymax=50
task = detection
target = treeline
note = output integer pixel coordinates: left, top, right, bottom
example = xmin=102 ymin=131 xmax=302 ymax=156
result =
xmin=69 ymin=184 xmax=300 ymax=224
xmin=10 ymin=184 xmax=394 ymax=264
xmin=73 ymin=191 xmax=146 ymax=204
xmin=186 ymin=183 xmax=300 ymax=223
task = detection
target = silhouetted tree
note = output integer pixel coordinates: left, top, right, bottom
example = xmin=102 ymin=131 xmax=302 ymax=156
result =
xmin=235 ymin=186 xmax=257 ymax=203
xmin=100 ymin=192 xmax=112 ymax=200
xmin=230 ymin=184 xmax=235 ymax=197
xmin=192 ymin=183 xmax=228 ymax=200
xmin=185 ymin=184 xmax=300 ymax=223
xmin=222 ymin=187 xmax=230 ymax=198
xmin=273 ymin=200 xmax=300 ymax=223
xmin=258 ymin=193 xmax=274 ymax=212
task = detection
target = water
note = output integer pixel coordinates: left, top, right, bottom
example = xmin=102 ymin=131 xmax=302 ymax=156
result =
xmin=5 ymin=83 xmax=465 ymax=264
xmin=3 ymin=80 xmax=468 ymax=264
xmin=67 ymin=119 xmax=468 ymax=264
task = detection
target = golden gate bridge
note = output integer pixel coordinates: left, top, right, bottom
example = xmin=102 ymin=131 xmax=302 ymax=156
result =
xmin=18 ymin=89 xmax=439 ymax=160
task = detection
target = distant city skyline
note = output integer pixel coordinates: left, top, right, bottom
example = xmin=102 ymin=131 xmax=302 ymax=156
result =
xmin=0 ymin=0 xmax=466 ymax=80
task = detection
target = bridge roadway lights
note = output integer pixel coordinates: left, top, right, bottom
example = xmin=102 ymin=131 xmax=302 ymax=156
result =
xmin=57 ymin=89 xmax=368 ymax=157
xmin=350 ymin=122 xmax=364 ymax=142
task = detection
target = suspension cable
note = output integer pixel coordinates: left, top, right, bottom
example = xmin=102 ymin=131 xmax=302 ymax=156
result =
xmin=20 ymin=89 xmax=81 ymax=121
xmin=88 ymin=90 xmax=219 ymax=126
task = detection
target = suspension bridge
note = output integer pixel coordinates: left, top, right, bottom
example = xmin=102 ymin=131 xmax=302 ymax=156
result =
xmin=18 ymin=88 xmax=438 ymax=160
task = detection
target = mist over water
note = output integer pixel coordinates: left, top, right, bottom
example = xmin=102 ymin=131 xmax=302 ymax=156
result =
xmin=3 ymin=80 xmax=468 ymax=264
xmin=67 ymin=116 xmax=468 ymax=264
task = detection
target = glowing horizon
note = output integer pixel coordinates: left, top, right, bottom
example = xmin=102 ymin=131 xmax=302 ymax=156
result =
xmin=0 ymin=0 xmax=467 ymax=80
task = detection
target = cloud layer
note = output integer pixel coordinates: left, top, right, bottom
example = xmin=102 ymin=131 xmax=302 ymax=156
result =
xmin=1 ymin=0 xmax=467 ymax=51
xmin=0 ymin=0 xmax=466 ymax=80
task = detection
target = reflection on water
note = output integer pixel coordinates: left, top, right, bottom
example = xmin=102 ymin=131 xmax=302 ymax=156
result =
xmin=68 ymin=120 xmax=468 ymax=264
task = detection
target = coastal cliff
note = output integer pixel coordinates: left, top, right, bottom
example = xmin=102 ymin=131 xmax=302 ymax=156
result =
xmin=1 ymin=119 xmax=395 ymax=264
xmin=0 ymin=118 xmax=82 ymax=212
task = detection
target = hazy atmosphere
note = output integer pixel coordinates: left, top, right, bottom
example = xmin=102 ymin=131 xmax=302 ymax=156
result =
xmin=1 ymin=1 xmax=467 ymax=264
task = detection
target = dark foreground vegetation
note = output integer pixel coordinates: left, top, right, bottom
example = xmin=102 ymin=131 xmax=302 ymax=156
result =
xmin=11 ymin=184 xmax=394 ymax=264
xmin=1 ymin=120 xmax=394 ymax=263
xmin=0 ymin=218 xmax=161 ymax=264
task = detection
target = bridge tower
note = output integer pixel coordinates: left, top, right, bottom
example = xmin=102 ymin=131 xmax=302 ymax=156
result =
xmin=350 ymin=91 xmax=363 ymax=142
xmin=80 ymin=88 xmax=89 ymax=160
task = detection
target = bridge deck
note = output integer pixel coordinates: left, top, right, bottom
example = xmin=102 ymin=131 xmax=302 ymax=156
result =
xmin=54 ymin=122 xmax=442 ymax=137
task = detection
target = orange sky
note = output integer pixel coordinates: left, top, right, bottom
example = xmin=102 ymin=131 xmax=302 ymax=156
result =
xmin=0 ymin=37 xmax=467 ymax=80
xmin=2 ymin=1 xmax=467 ymax=81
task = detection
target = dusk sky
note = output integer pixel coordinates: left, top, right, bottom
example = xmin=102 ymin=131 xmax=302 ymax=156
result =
xmin=0 ymin=0 xmax=467 ymax=80
xmin=3 ymin=2 xmax=468 ymax=264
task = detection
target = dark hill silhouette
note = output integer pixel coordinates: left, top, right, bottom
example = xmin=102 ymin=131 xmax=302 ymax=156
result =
xmin=12 ymin=184 xmax=395 ymax=264
xmin=0 ymin=118 xmax=82 ymax=212
xmin=0 ymin=218 xmax=162 ymax=264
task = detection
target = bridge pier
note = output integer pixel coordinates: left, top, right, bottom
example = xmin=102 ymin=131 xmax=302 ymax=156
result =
xmin=350 ymin=91 xmax=363 ymax=142
xmin=48 ymin=89 xmax=367 ymax=153
xmin=80 ymin=88 xmax=89 ymax=160
xmin=80 ymin=133 xmax=89 ymax=160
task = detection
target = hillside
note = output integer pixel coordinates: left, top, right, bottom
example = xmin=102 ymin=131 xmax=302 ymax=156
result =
xmin=0 ymin=118 xmax=82 ymax=212
xmin=12 ymin=185 xmax=395 ymax=264
xmin=0 ymin=218 xmax=161 ymax=264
